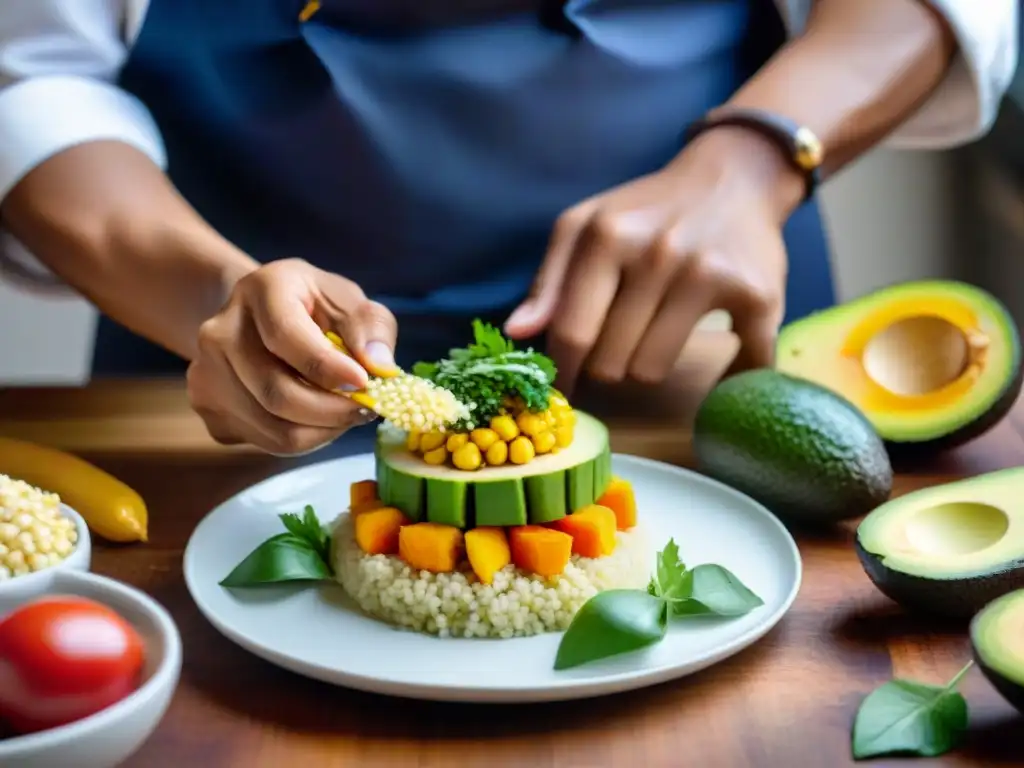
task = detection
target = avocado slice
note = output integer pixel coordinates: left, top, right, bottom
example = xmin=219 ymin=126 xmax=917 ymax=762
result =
xmin=693 ymin=369 xmax=892 ymax=525
xmin=971 ymin=589 xmax=1024 ymax=713
xmin=375 ymin=411 xmax=609 ymax=528
xmin=777 ymin=280 xmax=1022 ymax=453
xmin=856 ymin=467 xmax=1024 ymax=618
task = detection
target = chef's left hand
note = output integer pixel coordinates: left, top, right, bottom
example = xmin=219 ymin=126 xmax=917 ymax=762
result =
xmin=503 ymin=128 xmax=805 ymax=394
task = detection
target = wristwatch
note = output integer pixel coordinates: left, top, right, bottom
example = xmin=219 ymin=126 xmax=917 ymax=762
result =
xmin=683 ymin=108 xmax=824 ymax=202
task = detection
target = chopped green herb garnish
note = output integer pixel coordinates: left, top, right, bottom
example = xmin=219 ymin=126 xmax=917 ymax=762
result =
xmin=412 ymin=319 xmax=557 ymax=428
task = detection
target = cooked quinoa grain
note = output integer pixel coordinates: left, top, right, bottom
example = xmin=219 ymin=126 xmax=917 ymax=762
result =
xmin=332 ymin=514 xmax=649 ymax=638
xmin=0 ymin=474 xmax=78 ymax=581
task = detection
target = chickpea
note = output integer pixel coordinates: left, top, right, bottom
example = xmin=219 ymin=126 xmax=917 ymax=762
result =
xmin=509 ymin=436 xmax=536 ymax=465
xmin=531 ymin=430 xmax=556 ymax=455
xmin=490 ymin=415 xmax=519 ymax=441
xmin=405 ymin=430 xmax=422 ymax=452
xmin=446 ymin=432 xmax=469 ymax=452
xmin=485 ymin=440 xmax=509 ymax=466
xmin=470 ymin=427 xmax=500 ymax=451
xmin=555 ymin=425 xmax=574 ymax=448
xmin=423 ymin=446 xmax=448 ymax=466
xmin=420 ymin=432 xmax=446 ymax=452
xmin=451 ymin=442 xmax=483 ymax=471
xmin=515 ymin=411 xmax=547 ymax=437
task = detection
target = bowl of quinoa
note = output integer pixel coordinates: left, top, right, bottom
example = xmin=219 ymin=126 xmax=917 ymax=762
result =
xmin=0 ymin=474 xmax=90 ymax=614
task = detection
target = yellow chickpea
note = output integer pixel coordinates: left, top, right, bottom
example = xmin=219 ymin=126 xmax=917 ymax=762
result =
xmin=490 ymin=415 xmax=519 ymax=441
xmin=509 ymin=436 xmax=536 ymax=465
xmin=531 ymin=430 xmax=556 ymax=455
xmin=555 ymin=425 xmax=574 ymax=448
xmin=452 ymin=442 xmax=483 ymax=471
xmin=485 ymin=440 xmax=509 ymax=466
xmin=423 ymin=446 xmax=448 ymax=466
xmin=405 ymin=430 xmax=421 ymax=452
xmin=420 ymin=432 xmax=446 ymax=452
xmin=515 ymin=411 xmax=547 ymax=437
xmin=470 ymin=427 xmax=500 ymax=451
xmin=446 ymin=433 xmax=469 ymax=452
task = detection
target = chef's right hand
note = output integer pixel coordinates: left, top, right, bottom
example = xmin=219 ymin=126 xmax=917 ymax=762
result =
xmin=186 ymin=258 xmax=399 ymax=456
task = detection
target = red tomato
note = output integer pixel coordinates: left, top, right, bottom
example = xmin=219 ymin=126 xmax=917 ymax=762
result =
xmin=0 ymin=596 xmax=145 ymax=734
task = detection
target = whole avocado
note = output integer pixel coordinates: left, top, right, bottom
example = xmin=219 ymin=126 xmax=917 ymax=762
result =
xmin=693 ymin=369 xmax=893 ymax=525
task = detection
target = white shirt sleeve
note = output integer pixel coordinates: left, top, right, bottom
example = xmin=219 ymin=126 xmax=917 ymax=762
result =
xmin=0 ymin=0 xmax=164 ymax=283
xmin=779 ymin=0 xmax=1020 ymax=149
xmin=0 ymin=0 xmax=165 ymax=202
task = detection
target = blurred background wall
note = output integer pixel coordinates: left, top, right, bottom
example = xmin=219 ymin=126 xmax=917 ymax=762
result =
xmin=1 ymin=64 xmax=1022 ymax=386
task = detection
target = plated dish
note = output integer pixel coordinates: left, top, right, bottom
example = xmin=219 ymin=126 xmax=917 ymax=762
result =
xmin=186 ymin=322 xmax=802 ymax=701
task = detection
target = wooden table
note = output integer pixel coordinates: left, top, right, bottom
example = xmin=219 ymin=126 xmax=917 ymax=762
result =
xmin=1 ymin=333 xmax=1021 ymax=767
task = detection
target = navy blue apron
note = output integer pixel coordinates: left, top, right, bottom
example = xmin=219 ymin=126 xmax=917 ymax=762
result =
xmin=94 ymin=0 xmax=835 ymax=383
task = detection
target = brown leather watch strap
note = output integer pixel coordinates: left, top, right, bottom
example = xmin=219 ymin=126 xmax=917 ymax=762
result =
xmin=683 ymin=108 xmax=824 ymax=202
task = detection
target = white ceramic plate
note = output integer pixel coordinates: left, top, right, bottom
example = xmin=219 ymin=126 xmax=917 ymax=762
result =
xmin=184 ymin=453 xmax=801 ymax=703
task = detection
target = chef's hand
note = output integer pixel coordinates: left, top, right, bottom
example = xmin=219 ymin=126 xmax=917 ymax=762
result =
xmin=504 ymin=129 xmax=804 ymax=394
xmin=186 ymin=258 xmax=399 ymax=455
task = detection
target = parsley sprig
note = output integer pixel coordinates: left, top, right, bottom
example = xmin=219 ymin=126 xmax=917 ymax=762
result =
xmin=412 ymin=319 xmax=557 ymax=428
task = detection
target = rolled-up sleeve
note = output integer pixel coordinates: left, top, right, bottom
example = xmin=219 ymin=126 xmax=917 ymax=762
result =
xmin=782 ymin=0 xmax=1020 ymax=149
xmin=0 ymin=0 xmax=164 ymax=282
xmin=0 ymin=1 xmax=165 ymax=201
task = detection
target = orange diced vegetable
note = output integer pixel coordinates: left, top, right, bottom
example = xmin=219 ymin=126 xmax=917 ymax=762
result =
xmin=465 ymin=527 xmax=511 ymax=585
xmin=350 ymin=499 xmax=384 ymax=518
xmin=508 ymin=525 xmax=573 ymax=577
xmin=354 ymin=506 xmax=410 ymax=555
xmin=350 ymin=479 xmax=379 ymax=508
xmin=596 ymin=476 xmax=637 ymax=531
xmin=399 ymin=523 xmax=465 ymax=573
xmin=551 ymin=504 xmax=617 ymax=558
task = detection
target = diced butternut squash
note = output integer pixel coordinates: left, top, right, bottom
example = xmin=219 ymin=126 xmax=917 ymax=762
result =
xmin=596 ymin=476 xmax=637 ymax=531
xmin=465 ymin=527 xmax=511 ymax=585
xmin=350 ymin=499 xmax=384 ymax=518
xmin=399 ymin=522 xmax=465 ymax=573
xmin=350 ymin=479 xmax=379 ymax=508
xmin=551 ymin=504 xmax=617 ymax=558
xmin=508 ymin=525 xmax=573 ymax=577
xmin=354 ymin=506 xmax=410 ymax=555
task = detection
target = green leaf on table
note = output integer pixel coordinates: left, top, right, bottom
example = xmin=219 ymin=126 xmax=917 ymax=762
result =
xmin=555 ymin=590 xmax=668 ymax=670
xmin=647 ymin=538 xmax=688 ymax=599
xmin=851 ymin=661 xmax=973 ymax=760
xmin=668 ymin=564 xmax=764 ymax=618
xmin=220 ymin=532 xmax=333 ymax=588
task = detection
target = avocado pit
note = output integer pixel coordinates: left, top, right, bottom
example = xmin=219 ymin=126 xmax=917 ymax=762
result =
xmin=861 ymin=316 xmax=984 ymax=397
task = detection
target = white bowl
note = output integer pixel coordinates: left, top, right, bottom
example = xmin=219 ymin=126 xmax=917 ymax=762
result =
xmin=0 ymin=507 xmax=182 ymax=768
xmin=0 ymin=504 xmax=92 ymax=616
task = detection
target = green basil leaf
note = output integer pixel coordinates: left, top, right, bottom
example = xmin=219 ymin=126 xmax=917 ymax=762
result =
xmin=669 ymin=564 xmax=763 ymax=617
xmin=220 ymin=533 xmax=332 ymax=587
xmin=648 ymin=539 xmax=688 ymax=599
xmin=554 ymin=590 xmax=668 ymax=670
xmin=280 ymin=513 xmax=309 ymax=542
xmin=851 ymin=662 xmax=973 ymax=759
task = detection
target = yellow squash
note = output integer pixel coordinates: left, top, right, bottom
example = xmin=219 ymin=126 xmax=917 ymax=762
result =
xmin=0 ymin=437 xmax=148 ymax=543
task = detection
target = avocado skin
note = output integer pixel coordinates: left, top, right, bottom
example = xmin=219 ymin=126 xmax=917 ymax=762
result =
xmin=854 ymin=537 xmax=1024 ymax=619
xmin=974 ymin=654 xmax=1024 ymax=714
xmin=693 ymin=370 xmax=892 ymax=525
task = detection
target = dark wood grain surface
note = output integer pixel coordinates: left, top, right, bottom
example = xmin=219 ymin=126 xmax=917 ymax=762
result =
xmin=1 ymin=333 xmax=1021 ymax=767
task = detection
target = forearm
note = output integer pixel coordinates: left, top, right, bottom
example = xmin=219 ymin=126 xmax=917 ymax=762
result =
xmin=1 ymin=141 xmax=258 ymax=360
xmin=704 ymin=0 xmax=958 ymax=214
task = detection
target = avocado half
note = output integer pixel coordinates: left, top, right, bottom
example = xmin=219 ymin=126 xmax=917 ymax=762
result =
xmin=776 ymin=280 xmax=1022 ymax=453
xmin=971 ymin=589 xmax=1024 ymax=713
xmin=855 ymin=467 xmax=1024 ymax=618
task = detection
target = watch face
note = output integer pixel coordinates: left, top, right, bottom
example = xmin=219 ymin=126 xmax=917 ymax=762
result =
xmin=794 ymin=126 xmax=824 ymax=171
